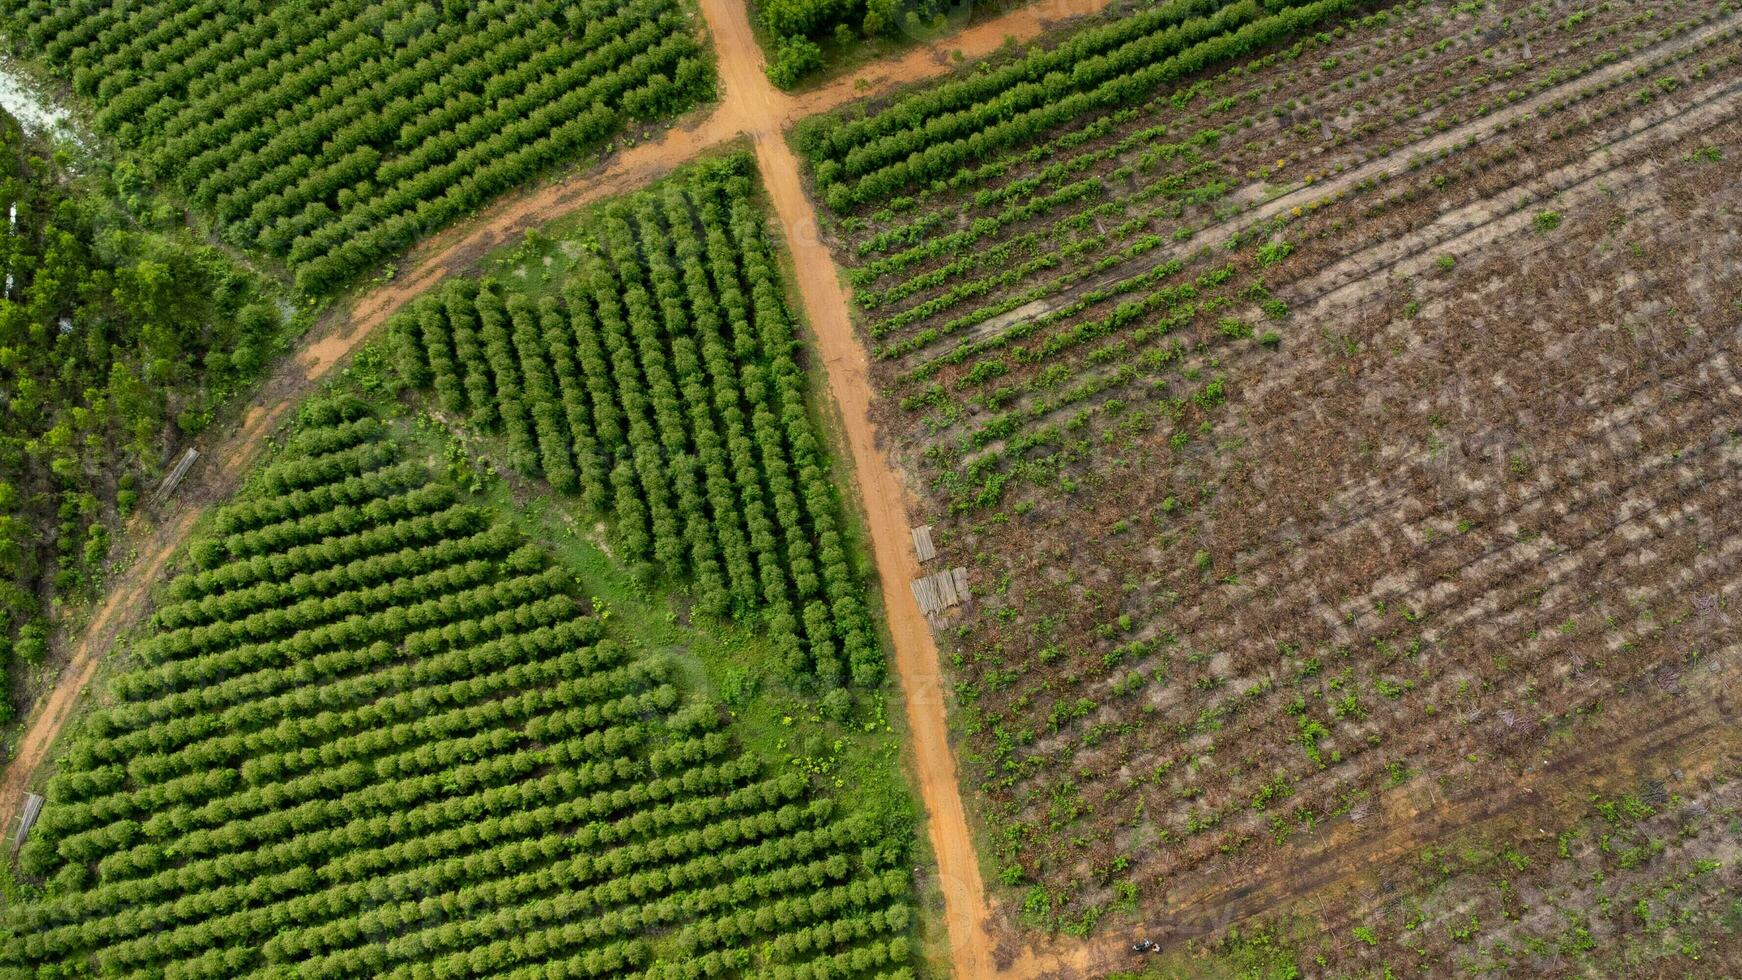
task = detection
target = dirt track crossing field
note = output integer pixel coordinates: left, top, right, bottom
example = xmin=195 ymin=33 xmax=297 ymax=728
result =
xmin=8 ymin=1 xmax=1742 ymax=976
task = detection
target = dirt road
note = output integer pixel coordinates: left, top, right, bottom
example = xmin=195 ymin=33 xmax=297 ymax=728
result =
xmin=709 ymin=0 xmax=1049 ymax=972
xmin=754 ymin=126 xmax=1005 ymax=978
xmin=0 ymin=509 xmax=197 ymax=829
xmin=789 ymin=0 xmax=1113 ymax=117
xmin=338 ymin=0 xmax=1119 ymax=345
xmin=0 ymin=0 xmax=1121 ymax=974
xmin=0 ymin=364 xmax=314 ymax=820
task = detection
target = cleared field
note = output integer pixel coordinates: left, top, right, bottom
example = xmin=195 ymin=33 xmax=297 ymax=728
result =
xmin=0 ymin=0 xmax=713 ymax=294
xmin=798 ymin=0 xmax=1742 ymax=962
xmin=1 ymin=395 xmax=917 ymax=978
xmin=387 ymin=158 xmax=882 ymax=690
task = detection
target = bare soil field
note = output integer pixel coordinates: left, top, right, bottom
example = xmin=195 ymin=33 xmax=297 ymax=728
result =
xmin=801 ymin=0 xmax=1742 ymax=970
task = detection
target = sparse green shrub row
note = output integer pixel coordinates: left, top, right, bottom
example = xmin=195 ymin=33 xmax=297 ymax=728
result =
xmin=799 ymin=0 xmax=1359 ymax=209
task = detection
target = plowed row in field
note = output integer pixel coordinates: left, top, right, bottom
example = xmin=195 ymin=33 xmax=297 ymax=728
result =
xmin=799 ymin=0 xmax=1742 ymax=950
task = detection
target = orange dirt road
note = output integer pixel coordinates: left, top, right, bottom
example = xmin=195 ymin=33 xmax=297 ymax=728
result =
xmin=700 ymin=0 xmax=1114 ymax=974
xmin=755 ymin=122 xmax=1006 ymax=980
xmin=755 ymin=126 xmax=1093 ymax=978
xmin=0 ymin=509 xmax=196 ymax=835
xmin=0 ymin=378 xmax=307 ymax=828
xmin=791 ymin=0 xmax=1115 ymax=118
xmin=0 ymin=1 xmax=1121 ymax=976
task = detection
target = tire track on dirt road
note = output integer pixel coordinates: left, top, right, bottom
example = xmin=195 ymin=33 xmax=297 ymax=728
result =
xmin=2 ymin=1 xmax=1123 ymax=976
xmin=758 ymin=126 xmax=1010 ymax=979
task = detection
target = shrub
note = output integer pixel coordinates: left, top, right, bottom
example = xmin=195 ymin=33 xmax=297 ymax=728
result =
xmin=767 ymin=35 xmax=825 ymax=89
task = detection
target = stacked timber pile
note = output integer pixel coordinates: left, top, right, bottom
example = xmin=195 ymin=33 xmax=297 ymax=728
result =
xmin=912 ymin=567 xmax=969 ymax=615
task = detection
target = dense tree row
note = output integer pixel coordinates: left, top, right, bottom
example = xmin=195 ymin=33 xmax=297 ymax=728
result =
xmin=0 ymin=397 xmax=913 ymax=976
xmin=0 ymin=0 xmax=715 ymax=294
xmin=389 ymin=159 xmax=882 ymax=688
xmin=758 ymin=0 xmax=983 ymax=89
xmin=0 ymin=110 xmax=285 ymax=723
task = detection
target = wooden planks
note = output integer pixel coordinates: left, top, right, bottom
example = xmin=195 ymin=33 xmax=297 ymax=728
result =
xmin=153 ymin=448 xmax=199 ymax=503
xmin=912 ymin=525 xmax=936 ymax=562
xmin=11 ymin=792 xmax=43 ymax=857
xmin=911 ymin=566 xmax=969 ymax=614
